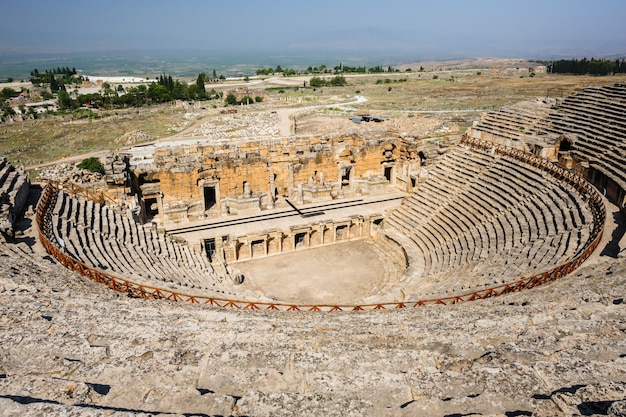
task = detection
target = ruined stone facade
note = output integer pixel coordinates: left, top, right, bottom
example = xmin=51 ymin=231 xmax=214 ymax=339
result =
xmin=125 ymin=133 xmax=426 ymax=225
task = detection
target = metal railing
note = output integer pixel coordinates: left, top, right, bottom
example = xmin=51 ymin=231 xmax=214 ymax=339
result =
xmin=35 ymin=138 xmax=606 ymax=312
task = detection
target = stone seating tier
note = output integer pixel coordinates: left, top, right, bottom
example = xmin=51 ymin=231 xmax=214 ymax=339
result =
xmin=0 ymin=157 xmax=30 ymax=236
xmin=49 ymin=191 xmax=243 ymax=297
xmin=381 ymin=143 xmax=595 ymax=298
xmin=470 ymin=82 xmax=626 ymax=209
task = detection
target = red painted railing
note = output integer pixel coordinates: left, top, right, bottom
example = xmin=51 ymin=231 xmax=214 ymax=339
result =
xmin=35 ymin=137 xmax=606 ymax=312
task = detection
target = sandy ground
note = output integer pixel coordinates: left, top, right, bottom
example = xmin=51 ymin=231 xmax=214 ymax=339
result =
xmin=235 ymin=239 xmax=401 ymax=305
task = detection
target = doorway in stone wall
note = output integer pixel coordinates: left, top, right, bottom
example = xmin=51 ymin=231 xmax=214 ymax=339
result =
xmin=204 ymin=186 xmax=216 ymax=211
xmin=384 ymin=166 xmax=393 ymax=182
xmin=204 ymin=238 xmax=216 ymax=261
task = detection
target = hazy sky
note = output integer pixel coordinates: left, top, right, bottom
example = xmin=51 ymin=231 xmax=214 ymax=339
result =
xmin=1 ymin=0 xmax=625 ymax=59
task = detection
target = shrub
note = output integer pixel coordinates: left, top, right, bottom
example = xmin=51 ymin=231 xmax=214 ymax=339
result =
xmin=226 ymin=93 xmax=238 ymax=105
xmin=77 ymin=157 xmax=104 ymax=174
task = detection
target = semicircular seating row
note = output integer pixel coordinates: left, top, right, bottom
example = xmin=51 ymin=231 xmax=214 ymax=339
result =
xmin=48 ymin=190 xmax=240 ymax=297
xmin=382 ymin=143 xmax=596 ymax=299
xmin=547 ymin=83 xmax=626 ymax=194
xmin=470 ymin=82 xmax=626 ymax=202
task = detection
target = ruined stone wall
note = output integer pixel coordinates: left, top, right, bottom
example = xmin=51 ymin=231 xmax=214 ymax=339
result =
xmin=215 ymin=214 xmax=386 ymax=264
xmin=160 ymin=168 xmax=202 ymax=202
xmin=150 ymin=133 xmax=402 ymax=209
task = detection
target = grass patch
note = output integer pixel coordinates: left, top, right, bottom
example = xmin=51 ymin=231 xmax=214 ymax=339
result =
xmin=2 ymin=71 xmax=625 ymax=167
xmin=1 ymin=105 xmax=186 ymax=166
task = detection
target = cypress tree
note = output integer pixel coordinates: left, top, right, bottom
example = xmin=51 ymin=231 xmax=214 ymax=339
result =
xmin=50 ymin=74 xmax=59 ymax=92
xmin=196 ymin=73 xmax=207 ymax=98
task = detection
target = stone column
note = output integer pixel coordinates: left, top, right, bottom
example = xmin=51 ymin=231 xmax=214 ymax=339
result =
xmin=268 ymin=174 xmax=276 ymax=209
xmin=276 ymin=231 xmax=283 ymax=254
xmin=287 ymin=164 xmax=294 ymax=199
xmin=296 ymin=184 xmax=304 ymax=205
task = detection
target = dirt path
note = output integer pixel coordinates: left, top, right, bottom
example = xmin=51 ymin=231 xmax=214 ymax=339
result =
xmin=26 ymin=149 xmax=114 ymax=171
xmin=276 ymin=95 xmax=368 ymax=136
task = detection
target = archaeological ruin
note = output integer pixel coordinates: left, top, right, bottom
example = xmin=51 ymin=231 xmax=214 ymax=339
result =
xmin=27 ymin=83 xmax=625 ymax=310
xmin=2 ymin=81 xmax=626 ymax=416
xmin=0 ymin=157 xmax=30 ymax=238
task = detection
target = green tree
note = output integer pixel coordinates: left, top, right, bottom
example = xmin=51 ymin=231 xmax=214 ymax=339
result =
xmin=77 ymin=157 xmax=105 ymax=174
xmin=171 ymin=80 xmax=186 ymax=100
xmin=58 ymin=90 xmax=72 ymax=109
xmin=196 ymin=73 xmax=207 ymax=99
xmin=186 ymin=84 xmax=199 ymax=100
xmin=0 ymin=87 xmax=19 ymax=99
xmin=1 ymin=104 xmax=16 ymax=118
xmin=309 ymin=76 xmax=325 ymax=87
xmin=49 ymin=74 xmax=59 ymax=92
xmin=147 ymin=83 xmax=170 ymax=102
xmin=226 ymin=93 xmax=238 ymax=105
xmin=329 ymin=75 xmax=347 ymax=86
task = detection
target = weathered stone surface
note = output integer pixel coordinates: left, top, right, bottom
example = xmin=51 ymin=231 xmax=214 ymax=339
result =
xmin=0 ymin=236 xmax=624 ymax=416
xmin=0 ymin=158 xmax=30 ymax=237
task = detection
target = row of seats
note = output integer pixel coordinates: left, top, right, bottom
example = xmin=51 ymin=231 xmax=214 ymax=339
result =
xmin=48 ymin=190 xmax=241 ymax=297
xmin=469 ymin=100 xmax=555 ymax=142
xmin=471 ymin=83 xmax=626 ymax=198
xmin=381 ymin=143 xmax=595 ymax=299
xmin=0 ymin=157 xmax=29 ymax=236
xmin=547 ymin=84 xmax=626 ymax=191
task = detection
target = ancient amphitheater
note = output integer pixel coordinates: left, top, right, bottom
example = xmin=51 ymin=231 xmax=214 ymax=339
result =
xmin=1 ymin=83 xmax=626 ymax=416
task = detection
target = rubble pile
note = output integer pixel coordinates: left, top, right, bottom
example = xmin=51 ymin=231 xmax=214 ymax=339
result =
xmin=185 ymin=112 xmax=280 ymax=139
xmin=103 ymin=154 xmax=129 ymax=185
xmin=0 ymin=158 xmax=29 ymax=237
xmin=114 ymin=129 xmax=153 ymax=146
xmin=37 ymin=162 xmax=104 ymax=184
